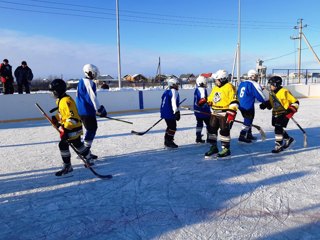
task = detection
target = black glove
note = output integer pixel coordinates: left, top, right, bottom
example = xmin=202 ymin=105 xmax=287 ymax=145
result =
xmin=175 ymin=111 xmax=181 ymax=121
xmin=260 ymin=101 xmax=271 ymax=110
xmin=97 ymin=105 xmax=107 ymax=117
xmin=259 ymin=102 xmax=267 ymax=110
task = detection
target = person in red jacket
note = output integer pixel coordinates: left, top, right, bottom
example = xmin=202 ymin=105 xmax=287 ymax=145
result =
xmin=0 ymin=59 xmax=14 ymax=94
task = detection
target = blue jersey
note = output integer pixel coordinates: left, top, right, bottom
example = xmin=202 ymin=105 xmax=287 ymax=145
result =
xmin=160 ymin=89 xmax=180 ymax=119
xmin=193 ymin=87 xmax=210 ymax=118
xmin=237 ymin=80 xmax=267 ymax=110
xmin=76 ymin=78 xmax=101 ymax=116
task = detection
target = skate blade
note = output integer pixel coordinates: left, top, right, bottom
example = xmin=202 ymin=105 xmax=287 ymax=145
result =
xmin=238 ymin=141 xmax=252 ymax=145
xmin=204 ymin=154 xmax=217 ymax=160
xmin=164 ymin=146 xmax=179 ymax=150
xmin=217 ymin=155 xmax=231 ymax=160
xmin=56 ymin=173 xmax=74 ymax=178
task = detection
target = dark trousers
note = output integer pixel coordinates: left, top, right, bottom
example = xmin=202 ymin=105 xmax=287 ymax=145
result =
xmin=196 ymin=117 xmax=211 ymax=139
xmin=59 ymin=136 xmax=90 ymax=164
xmin=3 ymin=81 xmax=14 ymax=94
xmin=18 ymin=80 xmax=30 ymax=94
xmin=80 ymin=115 xmax=98 ymax=148
xmin=164 ymin=119 xmax=177 ymax=142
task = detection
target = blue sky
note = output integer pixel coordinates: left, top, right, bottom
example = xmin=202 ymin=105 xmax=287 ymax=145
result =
xmin=1 ymin=0 xmax=320 ymax=79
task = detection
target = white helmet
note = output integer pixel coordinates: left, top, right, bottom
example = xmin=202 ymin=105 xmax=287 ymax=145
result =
xmin=167 ymin=78 xmax=179 ymax=88
xmin=215 ymin=69 xmax=229 ymax=83
xmin=83 ymin=64 xmax=100 ymax=79
xmin=248 ymin=69 xmax=257 ymax=79
xmin=196 ymin=75 xmax=207 ymax=87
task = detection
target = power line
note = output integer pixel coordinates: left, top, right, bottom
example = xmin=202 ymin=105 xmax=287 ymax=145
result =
xmin=1 ymin=0 xmax=292 ymax=29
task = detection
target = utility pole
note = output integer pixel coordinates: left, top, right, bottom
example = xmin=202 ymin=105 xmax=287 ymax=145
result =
xmin=116 ymin=0 xmax=122 ymax=89
xmin=291 ymin=19 xmax=307 ymax=83
xmin=236 ymin=0 xmax=241 ymax=83
xmin=290 ymin=19 xmax=320 ymax=84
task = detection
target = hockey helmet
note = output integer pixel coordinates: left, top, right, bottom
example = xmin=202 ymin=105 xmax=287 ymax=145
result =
xmin=196 ymin=75 xmax=207 ymax=87
xmin=167 ymin=78 xmax=179 ymax=88
xmin=83 ymin=64 xmax=100 ymax=79
xmin=247 ymin=69 xmax=258 ymax=79
xmin=215 ymin=69 xmax=229 ymax=84
xmin=49 ymin=79 xmax=67 ymax=98
xmin=268 ymin=76 xmax=282 ymax=88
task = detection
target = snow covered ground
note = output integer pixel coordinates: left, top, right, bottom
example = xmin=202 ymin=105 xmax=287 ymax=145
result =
xmin=1 ymin=98 xmax=320 ymax=240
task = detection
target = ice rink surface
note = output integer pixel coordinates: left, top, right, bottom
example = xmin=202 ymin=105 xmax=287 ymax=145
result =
xmin=1 ymin=98 xmax=320 ymax=240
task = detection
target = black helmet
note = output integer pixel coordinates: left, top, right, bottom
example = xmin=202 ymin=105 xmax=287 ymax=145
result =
xmin=49 ymin=79 xmax=66 ymax=98
xmin=268 ymin=76 xmax=282 ymax=88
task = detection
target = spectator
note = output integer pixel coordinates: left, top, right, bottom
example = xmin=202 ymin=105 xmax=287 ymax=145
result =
xmin=0 ymin=59 xmax=14 ymax=94
xmin=14 ymin=61 xmax=33 ymax=94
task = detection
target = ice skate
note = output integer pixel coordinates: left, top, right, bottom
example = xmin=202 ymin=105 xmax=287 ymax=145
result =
xmin=283 ymin=137 xmax=295 ymax=149
xmin=55 ymin=163 xmax=73 ymax=177
xmin=238 ymin=135 xmax=252 ymax=144
xmin=164 ymin=140 xmax=178 ymax=149
xmin=196 ymin=137 xmax=206 ymax=144
xmin=217 ymin=147 xmax=231 ymax=158
xmin=271 ymin=142 xmax=284 ymax=153
xmin=205 ymin=145 xmax=219 ymax=158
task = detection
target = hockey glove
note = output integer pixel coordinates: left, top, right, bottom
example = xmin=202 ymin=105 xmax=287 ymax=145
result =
xmin=175 ymin=111 xmax=181 ymax=121
xmin=285 ymin=105 xmax=297 ymax=119
xmin=259 ymin=101 xmax=272 ymax=110
xmin=97 ymin=105 xmax=107 ymax=118
xmin=58 ymin=126 xmax=67 ymax=140
xmin=51 ymin=116 xmax=60 ymax=127
xmin=197 ymin=98 xmax=207 ymax=107
xmin=226 ymin=110 xmax=236 ymax=124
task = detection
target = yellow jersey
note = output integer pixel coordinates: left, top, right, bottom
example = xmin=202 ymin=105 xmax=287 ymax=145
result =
xmin=208 ymin=82 xmax=239 ymax=112
xmin=269 ymin=88 xmax=299 ymax=116
xmin=55 ymin=95 xmax=83 ymax=140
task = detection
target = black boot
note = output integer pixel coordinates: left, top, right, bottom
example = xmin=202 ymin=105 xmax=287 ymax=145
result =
xmin=165 ymin=140 xmax=178 ymax=148
xmin=55 ymin=163 xmax=73 ymax=176
xmin=196 ymin=137 xmax=205 ymax=143
xmin=283 ymin=137 xmax=294 ymax=149
xmin=271 ymin=142 xmax=284 ymax=153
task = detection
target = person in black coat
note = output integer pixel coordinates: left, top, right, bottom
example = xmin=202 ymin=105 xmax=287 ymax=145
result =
xmin=14 ymin=61 xmax=33 ymax=94
xmin=0 ymin=59 xmax=14 ymax=94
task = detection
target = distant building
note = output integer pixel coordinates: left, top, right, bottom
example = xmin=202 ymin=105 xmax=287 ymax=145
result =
xmin=179 ymin=73 xmax=196 ymax=82
xmin=123 ymin=74 xmax=148 ymax=82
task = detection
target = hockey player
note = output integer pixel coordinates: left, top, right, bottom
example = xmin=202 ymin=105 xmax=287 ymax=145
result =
xmin=237 ymin=69 xmax=267 ymax=143
xmin=205 ymin=70 xmax=239 ymax=158
xmin=259 ymin=76 xmax=299 ymax=153
xmin=193 ymin=75 xmax=211 ymax=143
xmin=76 ymin=64 xmax=107 ymax=159
xmin=160 ymin=78 xmax=181 ymax=148
xmin=49 ymin=79 xmax=94 ymax=176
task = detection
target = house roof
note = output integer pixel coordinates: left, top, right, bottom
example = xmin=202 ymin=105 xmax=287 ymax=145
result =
xmin=179 ymin=73 xmax=195 ymax=78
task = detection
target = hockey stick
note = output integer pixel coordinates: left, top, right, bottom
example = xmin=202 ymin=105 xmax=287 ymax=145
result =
xmin=267 ymin=90 xmax=307 ymax=147
xmin=131 ymin=98 xmax=187 ymax=136
xmin=35 ymin=103 xmax=112 ymax=179
xmin=131 ymin=118 xmax=163 ymax=136
xmin=186 ymin=108 xmax=266 ymax=141
xmin=104 ymin=116 xmax=133 ymax=124
xmin=291 ymin=117 xmax=307 ymax=148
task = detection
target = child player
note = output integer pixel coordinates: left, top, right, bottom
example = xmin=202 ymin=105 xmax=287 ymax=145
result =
xmin=49 ymin=79 xmax=94 ymax=176
xmin=260 ymin=76 xmax=299 ymax=153
xmin=160 ymin=78 xmax=181 ymax=148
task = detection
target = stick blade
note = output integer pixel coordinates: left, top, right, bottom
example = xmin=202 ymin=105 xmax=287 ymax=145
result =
xmin=303 ymin=134 xmax=308 ymax=148
xmin=131 ymin=130 xmax=145 ymax=136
